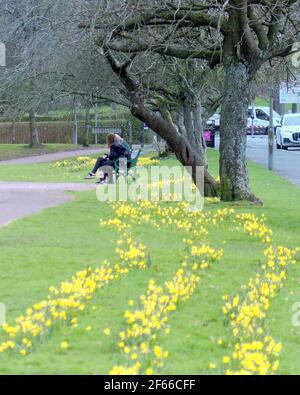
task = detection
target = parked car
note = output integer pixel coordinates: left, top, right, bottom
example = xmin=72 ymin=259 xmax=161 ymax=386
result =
xmin=207 ymin=106 xmax=281 ymax=135
xmin=247 ymin=106 xmax=282 ymax=135
xmin=206 ymin=113 xmax=220 ymax=131
xmin=276 ymin=113 xmax=300 ymax=150
xmin=204 ymin=129 xmax=215 ymax=148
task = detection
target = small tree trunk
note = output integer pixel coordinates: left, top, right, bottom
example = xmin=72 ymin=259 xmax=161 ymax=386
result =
xmin=175 ymin=139 xmax=219 ymax=197
xmin=11 ymin=117 xmax=17 ymax=144
xmin=131 ymin=105 xmax=219 ymax=197
xmin=71 ymin=99 xmax=78 ymax=145
xmin=84 ymin=105 xmax=91 ymax=146
xmin=220 ymin=63 xmax=261 ymax=204
xmin=104 ymin=50 xmax=218 ymax=196
xmin=29 ymin=109 xmax=39 ymax=147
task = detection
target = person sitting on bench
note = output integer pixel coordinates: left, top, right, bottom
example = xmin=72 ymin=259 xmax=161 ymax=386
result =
xmin=114 ymin=134 xmax=132 ymax=165
xmin=84 ymin=134 xmax=127 ymax=183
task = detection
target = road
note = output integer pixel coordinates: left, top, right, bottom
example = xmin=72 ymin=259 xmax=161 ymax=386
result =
xmin=215 ymin=135 xmax=300 ymax=188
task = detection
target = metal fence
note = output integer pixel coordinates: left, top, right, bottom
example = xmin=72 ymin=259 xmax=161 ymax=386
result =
xmin=0 ymin=120 xmax=154 ymax=145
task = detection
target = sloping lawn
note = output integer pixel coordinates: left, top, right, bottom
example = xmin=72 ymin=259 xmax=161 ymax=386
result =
xmin=0 ymin=151 xmax=150 ymax=182
xmin=0 ymin=153 xmax=100 ymax=182
xmin=0 ymin=158 xmax=96 ymax=182
xmin=0 ymin=150 xmax=299 ymax=374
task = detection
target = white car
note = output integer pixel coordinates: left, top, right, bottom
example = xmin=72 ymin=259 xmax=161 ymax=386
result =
xmin=207 ymin=113 xmax=220 ymax=129
xmin=207 ymin=106 xmax=281 ymax=134
xmin=247 ymin=106 xmax=282 ymax=134
xmin=276 ymin=113 xmax=300 ymax=150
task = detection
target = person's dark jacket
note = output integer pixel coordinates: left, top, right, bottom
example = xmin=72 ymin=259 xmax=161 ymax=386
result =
xmin=108 ymin=142 xmax=127 ymax=164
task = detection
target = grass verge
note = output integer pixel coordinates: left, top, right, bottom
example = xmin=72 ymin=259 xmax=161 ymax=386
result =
xmin=0 ymin=150 xmax=299 ymax=374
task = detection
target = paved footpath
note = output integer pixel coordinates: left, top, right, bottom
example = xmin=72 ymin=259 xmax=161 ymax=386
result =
xmin=0 ymin=181 xmax=95 ymax=228
xmin=0 ymin=145 xmax=151 ymax=228
xmin=0 ymin=144 xmax=151 ymax=165
xmin=0 ymin=148 xmax=105 ymax=228
xmin=0 ymin=148 xmax=102 ymax=227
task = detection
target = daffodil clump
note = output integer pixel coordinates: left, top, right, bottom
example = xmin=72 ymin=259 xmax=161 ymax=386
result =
xmin=106 ymin=197 xmax=298 ymax=375
xmin=144 ymin=176 xmax=186 ymax=200
xmin=217 ymin=244 xmax=298 ymax=375
xmin=0 ymin=232 xmax=147 ymax=356
xmin=1 ymin=167 xmax=297 ymax=376
xmin=50 ymin=156 xmax=96 ymax=172
xmin=110 ymin=240 xmax=223 ymax=375
xmin=100 ymin=217 xmax=131 ymax=232
xmin=205 ymin=197 xmax=221 ymax=204
xmin=209 ymin=207 xmax=298 ymax=375
xmin=49 ymin=155 xmax=159 ymax=174
xmin=110 ymin=200 xmax=235 ymax=239
xmin=138 ymin=157 xmax=160 ymax=167
xmin=235 ymin=213 xmax=273 ymax=244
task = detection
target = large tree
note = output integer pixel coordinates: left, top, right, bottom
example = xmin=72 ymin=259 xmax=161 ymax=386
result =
xmin=102 ymin=51 xmax=221 ymax=195
xmin=83 ymin=0 xmax=300 ymax=203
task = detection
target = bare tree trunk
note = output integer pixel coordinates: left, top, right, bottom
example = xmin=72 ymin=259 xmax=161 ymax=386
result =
xmin=11 ymin=117 xmax=17 ymax=144
xmin=220 ymin=63 xmax=261 ymax=204
xmin=175 ymin=95 xmax=217 ymax=196
xmin=132 ymin=105 xmax=218 ymax=197
xmin=29 ymin=109 xmax=40 ymax=147
xmin=84 ymin=104 xmax=91 ymax=146
xmin=104 ymin=50 xmax=218 ymax=196
xmin=71 ymin=97 xmax=78 ymax=145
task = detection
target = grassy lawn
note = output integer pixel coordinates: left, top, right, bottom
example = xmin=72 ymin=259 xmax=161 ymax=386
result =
xmin=254 ymin=97 xmax=294 ymax=112
xmin=0 ymin=154 xmax=101 ymax=182
xmin=0 ymin=144 xmax=102 ymax=162
xmin=0 ymin=150 xmax=299 ymax=374
xmin=0 ymin=150 xmax=139 ymax=182
xmin=44 ymin=105 xmax=128 ymax=119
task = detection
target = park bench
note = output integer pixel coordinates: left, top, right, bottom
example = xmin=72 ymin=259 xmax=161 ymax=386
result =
xmin=114 ymin=149 xmax=142 ymax=182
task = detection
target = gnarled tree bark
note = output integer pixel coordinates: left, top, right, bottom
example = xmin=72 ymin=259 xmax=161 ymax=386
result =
xmin=219 ymin=62 xmax=260 ymax=203
xmin=29 ymin=108 xmax=40 ymax=148
xmin=103 ymin=49 xmax=218 ymax=197
xmin=93 ymin=0 xmax=300 ymax=205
